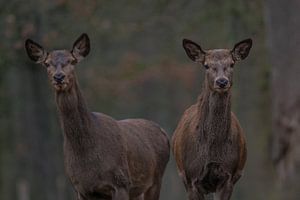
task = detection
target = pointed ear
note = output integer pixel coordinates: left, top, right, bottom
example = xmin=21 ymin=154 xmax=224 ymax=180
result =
xmin=182 ymin=39 xmax=206 ymax=63
xmin=25 ymin=39 xmax=48 ymax=63
xmin=232 ymin=38 xmax=252 ymax=61
xmin=71 ymin=33 xmax=90 ymax=62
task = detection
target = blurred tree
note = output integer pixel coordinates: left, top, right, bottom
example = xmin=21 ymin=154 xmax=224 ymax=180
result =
xmin=0 ymin=0 xmax=295 ymax=199
xmin=0 ymin=1 xmax=74 ymax=200
xmin=266 ymin=0 xmax=300 ymax=198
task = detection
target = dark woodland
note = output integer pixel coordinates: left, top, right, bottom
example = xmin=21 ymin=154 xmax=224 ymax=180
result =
xmin=0 ymin=0 xmax=299 ymax=200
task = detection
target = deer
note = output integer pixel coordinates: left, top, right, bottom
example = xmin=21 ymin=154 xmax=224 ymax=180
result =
xmin=25 ymin=33 xmax=170 ymax=200
xmin=172 ymin=38 xmax=252 ymax=200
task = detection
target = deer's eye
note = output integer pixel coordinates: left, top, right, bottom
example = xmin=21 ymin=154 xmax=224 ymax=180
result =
xmin=204 ymin=64 xmax=209 ymax=69
xmin=70 ymin=59 xmax=77 ymax=65
xmin=66 ymin=59 xmax=74 ymax=65
xmin=44 ymin=62 xmax=50 ymax=68
xmin=230 ymin=63 xmax=234 ymax=68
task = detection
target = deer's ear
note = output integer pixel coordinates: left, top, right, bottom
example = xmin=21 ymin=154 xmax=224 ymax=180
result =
xmin=71 ymin=33 xmax=90 ymax=62
xmin=232 ymin=38 xmax=252 ymax=61
xmin=25 ymin=39 xmax=48 ymax=63
xmin=182 ymin=39 xmax=205 ymax=63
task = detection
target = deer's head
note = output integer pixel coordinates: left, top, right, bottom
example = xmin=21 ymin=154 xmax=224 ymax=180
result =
xmin=25 ymin=33 xmax=90 ymax=92
xmin=183 ymin=38 xmax=252 ymax=93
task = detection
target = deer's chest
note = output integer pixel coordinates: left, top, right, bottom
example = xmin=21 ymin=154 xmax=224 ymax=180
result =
xmin=63 ymin=145 xmax=130 ymax=195
xmin=64 ymin=150 xmax=102 ymax=188
xmin=183 ymin=127 xmax=239 ymax=171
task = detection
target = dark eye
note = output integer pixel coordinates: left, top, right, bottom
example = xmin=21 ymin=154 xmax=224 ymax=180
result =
xmin=66 ymin=60 xmax=72 ymax=65
xmin=204 ymin=64 xmax=209 ymax=69
xmin=44 ymin=62 xmax=50 ymax=68
xmin=230 ymin=63 xmax=234 ymax=68
xmin=70 ymin=59 xmax=77 ymax=65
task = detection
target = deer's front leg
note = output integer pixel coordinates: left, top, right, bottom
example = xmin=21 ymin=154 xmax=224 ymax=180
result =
xmin=187 ymin=186 xmax=205 ymax=200
xmin=113 ymin=188 xmax=129 ymax=200
xmin=76 ymin=192 xmax=85 ymax=200
xmin=186 ymin=179 xmax=206 ymax=200
xmin=232 ymin=168 xmax=244 ymax=185
xmin=214 ymin=176 xmax=234 ymax=200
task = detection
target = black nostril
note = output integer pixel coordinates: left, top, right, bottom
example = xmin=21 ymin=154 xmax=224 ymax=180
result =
xmin=54 ymin=73 xmax=65 ymax=82
xmin=216 ymin=78 xmax=229 ymax=88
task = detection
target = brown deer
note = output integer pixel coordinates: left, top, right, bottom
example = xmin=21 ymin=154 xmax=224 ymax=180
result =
xmin=172 ymin=38 xmax=252 ymax=200
xmin=25 ymin=33 xmax=170 ymax=200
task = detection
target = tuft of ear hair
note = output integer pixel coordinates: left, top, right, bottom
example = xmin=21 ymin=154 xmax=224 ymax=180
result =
xmin=232 ymin=38 xmax=252 ymax=61
xmin=182 ymin=39 xmax=206 ymax=63
xmin=25 ymin=39 xmax=48 ymax=63
xmin=71 ymin=33 xmax=90 ymax=62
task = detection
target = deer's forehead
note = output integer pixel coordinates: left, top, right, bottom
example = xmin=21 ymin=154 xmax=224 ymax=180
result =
xmin=205 ymin=49 xmax=233 ymax=65
xmin=46 ymin=50 xmax=73 ymax=64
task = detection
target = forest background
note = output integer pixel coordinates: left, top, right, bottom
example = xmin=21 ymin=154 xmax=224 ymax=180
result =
xmin=0 ymin=0 xmax=299 ymax=199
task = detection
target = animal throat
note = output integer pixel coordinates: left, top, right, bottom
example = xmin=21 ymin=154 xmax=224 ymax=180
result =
xmin=55 ymin=78 xmax=94 ymax=149
xmin=197 ymin=78 xmax=232 ymax=145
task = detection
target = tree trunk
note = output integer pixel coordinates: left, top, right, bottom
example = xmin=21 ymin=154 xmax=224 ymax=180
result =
xmin=265 ymin=0 xmax=300 ymax=197
xmin=0 ymin=1 xmax=73 ymax=199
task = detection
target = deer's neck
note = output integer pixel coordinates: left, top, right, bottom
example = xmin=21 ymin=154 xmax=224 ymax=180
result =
xmin=55 ymin=76 xmax=94 ymax=150
xmin=197 ymin=77 xmax=232 ymax=144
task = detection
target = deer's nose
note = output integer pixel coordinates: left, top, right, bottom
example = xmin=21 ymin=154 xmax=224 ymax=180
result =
xmin=53 ymin=73 xmax=65 ymax=83
xmin=216 ymin=78 xmax=229 ymax=88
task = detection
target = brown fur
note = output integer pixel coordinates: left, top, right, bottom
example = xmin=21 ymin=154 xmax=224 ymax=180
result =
xmin=25 ymin=34 xmax=170 ymax=200
xmin=172 ymin=38 xmax=252 ymax=200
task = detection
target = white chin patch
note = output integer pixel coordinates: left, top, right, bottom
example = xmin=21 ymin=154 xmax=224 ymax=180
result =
xmin=54 ymin=83 xmax=67 ymax=91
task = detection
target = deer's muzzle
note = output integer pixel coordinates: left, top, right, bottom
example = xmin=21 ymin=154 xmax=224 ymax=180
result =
xmin=53 ymin=73 xmax=66 ymax=84
xmin=216 ymin=78 xmax=229 ymax=89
